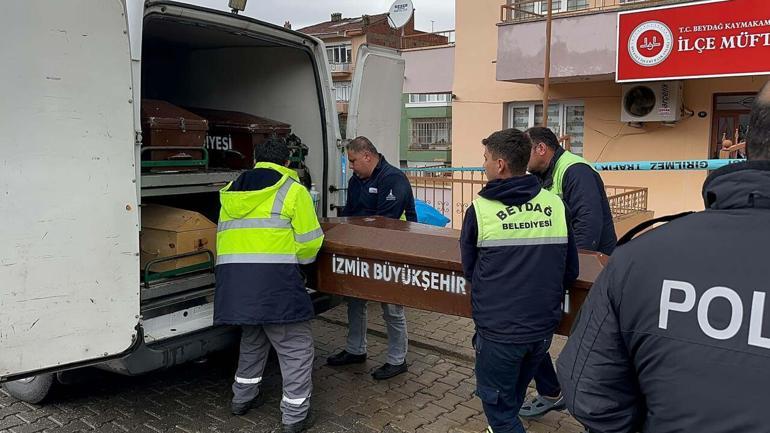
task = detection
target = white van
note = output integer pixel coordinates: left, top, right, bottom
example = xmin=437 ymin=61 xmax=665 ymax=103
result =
xmin=0 ymin=0 xmax=405 ymax=403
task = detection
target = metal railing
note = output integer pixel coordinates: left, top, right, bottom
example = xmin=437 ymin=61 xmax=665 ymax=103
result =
xmin=410 ymin=118 xmax=452 ymax=151
xmin=605 ymin=185 xmax=648 ymax=219
xmin=500 ymin=0 xmax=694 ymax=23
xmin=405 ymin=168 xmax=485 ymax=227
xmin=400 ymin=30 xmax=456 ymax=48
xmin=403 ymin=167 xmax=649 ymax=228
xmin=329 ymin=62 xmax=351 ymax=73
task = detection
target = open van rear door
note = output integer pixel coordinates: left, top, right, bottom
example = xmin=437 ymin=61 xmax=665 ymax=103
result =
xmin=346 ymin=45 xmax=406 ymax=165
xmin=0 ymin=0 xmax=140 ymax=380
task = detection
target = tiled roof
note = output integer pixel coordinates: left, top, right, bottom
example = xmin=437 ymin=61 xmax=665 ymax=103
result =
xmin=298 ymin=13 xmax=390 ymax=36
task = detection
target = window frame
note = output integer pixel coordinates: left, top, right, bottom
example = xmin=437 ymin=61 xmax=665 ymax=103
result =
xmin=333 ymin=80 xmax=352 ymax=102
xmin=409 ymin=117 xmax=453 ymax=151
xmin=406 ymin=93 xmax=452 ymax=108
xmin=326 ymin=44 xmax=352 ymax=65
xmin=507 ymin=100 xmax=585 ymax=156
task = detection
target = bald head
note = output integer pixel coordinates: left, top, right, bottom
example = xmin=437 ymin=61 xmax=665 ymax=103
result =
xmin=747 ymin=81 xmax=770 ymax=160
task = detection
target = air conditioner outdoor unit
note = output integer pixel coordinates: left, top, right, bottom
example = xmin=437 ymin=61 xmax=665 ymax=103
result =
xmin=621 ymin=81 xmax=683 ymax=123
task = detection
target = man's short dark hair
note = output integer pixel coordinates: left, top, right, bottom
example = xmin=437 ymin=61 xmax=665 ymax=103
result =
xmin=254 ymin=136 xmax=290 ymax=165
xmin=525 ymin=126 xmax=560 ymax=151
xmin=482 ymin=128 xmax=531 ymax=174
xmin=746 ymin=81 xmax=770 ymax=160
xmin=347 ymin=136 xmax=379 ymax=155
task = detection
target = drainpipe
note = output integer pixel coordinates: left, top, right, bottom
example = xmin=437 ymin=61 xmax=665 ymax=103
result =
xmin=542 ymin=0 xmax=553 ymax=126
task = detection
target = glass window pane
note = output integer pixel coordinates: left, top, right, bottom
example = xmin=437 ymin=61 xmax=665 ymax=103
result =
xmin=564 ymin=105 xmax=585 ymax=156
xmin=514 ymin=0 xmax=535 ymax=18
xmin=510 ymin=107 xmax=530 ymax=129
xmin=534 ymin=104 xmax=560 ymax=133
xmin=410 ymin=118 xmax=452 ymax=150
xmin=334 ymin=81 xmax=352 ymax=101
xmin=567 ymin=0 xmax=588 ymax=10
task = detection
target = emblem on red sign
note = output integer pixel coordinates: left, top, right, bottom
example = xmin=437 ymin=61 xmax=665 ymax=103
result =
xmin=628 ymin=21 xmax=674 ymax=67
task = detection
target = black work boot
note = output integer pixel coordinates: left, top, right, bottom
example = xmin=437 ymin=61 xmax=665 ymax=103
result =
xmin=371 ymin=362 xmax=408 ymax=380
xmin=326 ymin=350 xmax=367 ymax=366
xmin=282 ymin=412 xmax=314 ymax=433
xmin=231 ymin=392 xmax=265 ymax=416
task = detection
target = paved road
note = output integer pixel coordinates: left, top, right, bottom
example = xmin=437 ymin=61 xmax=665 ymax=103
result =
xmin=1 ymin=307 xmax=582 ymax=433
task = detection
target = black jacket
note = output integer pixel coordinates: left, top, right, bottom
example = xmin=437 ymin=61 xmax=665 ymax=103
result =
xmin=341 ymin=155 xmax=417 ymax=221
xmin=214 ymin=167 xmax=314 ymax=325
xmin=460 ymin=175 xmax=579 ymax=344
xmin=537 ymin=148 xmax=617 ymax=254
xmin=557 ymin=161 xmax=770 ymax=433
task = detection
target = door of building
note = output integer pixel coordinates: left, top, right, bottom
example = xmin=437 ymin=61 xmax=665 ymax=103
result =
xmin=711 ymin=94 xmax=755 ymax=159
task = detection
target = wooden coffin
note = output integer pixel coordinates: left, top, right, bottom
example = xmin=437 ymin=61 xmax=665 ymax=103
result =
xmin=313 ymin=217 xmax=607 ymax=336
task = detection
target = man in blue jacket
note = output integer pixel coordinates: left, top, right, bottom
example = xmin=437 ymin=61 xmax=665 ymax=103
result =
xmin=519 ymin=127 xmax=617 ymax=418
xmin=460 ymin=128 xmax=579 ymax=433
xmin=557 ymin=82 xmax=770 ymax=433
xmin=327 ymin=136 xmax=417 ymax=380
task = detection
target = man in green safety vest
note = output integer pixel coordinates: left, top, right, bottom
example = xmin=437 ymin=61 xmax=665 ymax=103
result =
xmin=519 ymin=127 xmax=617 ymax=419
xmin=214 ymin=137 xmax=324 ymax=433
xmin=460 ymin=128 xmax=578 ymax=433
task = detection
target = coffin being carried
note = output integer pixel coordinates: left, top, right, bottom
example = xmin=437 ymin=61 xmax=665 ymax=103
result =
xmin=313 ymin=217 xmax=607 ymax=336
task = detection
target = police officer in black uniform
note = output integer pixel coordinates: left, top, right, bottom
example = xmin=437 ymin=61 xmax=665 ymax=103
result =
xmin=557 ymin=81 xmax=770 ymax=433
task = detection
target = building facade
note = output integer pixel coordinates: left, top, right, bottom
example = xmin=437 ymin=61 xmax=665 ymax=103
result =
xmin=453 ymin=0 xmax=768 ymax=217
xmin=400 ymin=44 xmax=455 ymax=167
xmin=299 ymin=12 xmax=448 ymax=139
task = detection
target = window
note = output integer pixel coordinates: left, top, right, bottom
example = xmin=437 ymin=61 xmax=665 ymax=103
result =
xmin=514 ymin=0 xmax=588 ymax=18
xmin=326 ymin=44 xmax=352 ymax=64
xmin=410 ymin=118 xmax=452 ymax=150
xmin=507 ymin=101 xmax=585 ymax=156
xmin=407 ymin=93 xmax=452 ymax=107
xmin=334 ymin=81 xmax=352 ymax=102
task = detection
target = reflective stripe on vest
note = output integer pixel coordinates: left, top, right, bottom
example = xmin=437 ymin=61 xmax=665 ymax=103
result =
xmin=217 ymin=253 xmax=303 ymax=265
xmin=549 ymin=151 xmax=596 ymax=198
xmin=473 ymin=189 xmax=568 ymax=248
xmin=294 ymin=227 xmax=324 ymax=243
xmin=271 ymin=179 xmax=294 ymax=216
xmin=217 ymin=167 xmax=322 ymax=265
xmin=218 ymin=218 xmax=292 ymax=232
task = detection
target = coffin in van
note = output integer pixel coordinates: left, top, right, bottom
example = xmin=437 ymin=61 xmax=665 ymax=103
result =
xmin=139 ymin=204 xmax=217 ymax=274
xmin=141 ymin=100 xmax=208 ymax=162
xmin=185 ymin=107 xmax=291 ymax=169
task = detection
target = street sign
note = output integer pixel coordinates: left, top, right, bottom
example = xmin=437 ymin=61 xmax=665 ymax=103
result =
xmin=617 ymin=0 xmax=770 ymax=82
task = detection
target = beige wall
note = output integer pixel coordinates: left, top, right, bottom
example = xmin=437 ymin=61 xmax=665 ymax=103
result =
xmin=453 ymin=0 xmax=768 ymax=216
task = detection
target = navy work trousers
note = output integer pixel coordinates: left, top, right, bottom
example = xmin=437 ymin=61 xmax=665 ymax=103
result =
xmin=474 ymin=333 xmax=551 ymax=433
xmin=533 ymin=353 xmax=562 ymax=397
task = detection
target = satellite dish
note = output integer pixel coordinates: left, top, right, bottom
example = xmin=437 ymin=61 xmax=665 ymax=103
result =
xmin=388 ymin=0 xmax=414 ymax=29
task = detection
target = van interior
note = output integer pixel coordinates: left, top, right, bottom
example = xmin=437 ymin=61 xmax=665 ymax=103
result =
xmin=137 ymin=10 xmax=330 ymax=312
xmin=141 ymin=11 xmax=328 ymax=219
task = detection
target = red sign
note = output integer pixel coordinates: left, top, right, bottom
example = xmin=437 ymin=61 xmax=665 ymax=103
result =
xmin=617 ymin=0 xmax=770 ymax=82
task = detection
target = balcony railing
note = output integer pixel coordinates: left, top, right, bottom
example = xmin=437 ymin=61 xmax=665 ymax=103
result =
xmin=329 ymin=62 xmax=351 ymax=73
xmin=403 ymin=167 xmax=649 ymax=228
xmin=500 ymin=0 xmax=695 ymax=23
xmin=604 ymin=185 xmax=648 ymax=219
